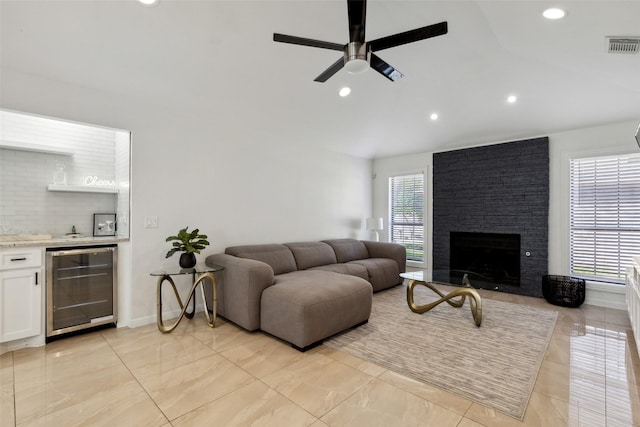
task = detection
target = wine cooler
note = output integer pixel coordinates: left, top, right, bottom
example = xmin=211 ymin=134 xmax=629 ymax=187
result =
xmin=46 ymin=245 xmax=117 ymax=339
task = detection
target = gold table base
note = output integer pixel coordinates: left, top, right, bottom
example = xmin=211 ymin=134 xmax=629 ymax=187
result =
xmin=406 ymin=279 xmax=482 ymax=327
xmin=156 ymin=272 xmax=217 ymax=333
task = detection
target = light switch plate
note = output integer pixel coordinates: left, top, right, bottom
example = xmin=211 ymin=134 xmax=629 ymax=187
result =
xmin=144 ymin=216 xmax=158 ymax=228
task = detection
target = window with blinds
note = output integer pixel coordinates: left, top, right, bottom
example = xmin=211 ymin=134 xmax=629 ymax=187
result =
xmin=389 ymin=173 xmax=424 ymax=262
xmin=569 ymin=153 xmax=640 ymax=284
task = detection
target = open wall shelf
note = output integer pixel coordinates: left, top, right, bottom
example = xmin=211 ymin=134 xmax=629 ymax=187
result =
xmin=0 ymin=140 xmax=74 ymax=156
xmin=47 ymin=184 xmax=118 ymax=194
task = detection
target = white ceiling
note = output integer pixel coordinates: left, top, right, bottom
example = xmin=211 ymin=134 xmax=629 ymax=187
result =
xmin=1 ymin=0 xmax=639 ymax=159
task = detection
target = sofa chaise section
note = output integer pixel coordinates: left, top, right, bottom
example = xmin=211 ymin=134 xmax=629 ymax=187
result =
xmin=261 ymin=270 xmax=372 ymax=349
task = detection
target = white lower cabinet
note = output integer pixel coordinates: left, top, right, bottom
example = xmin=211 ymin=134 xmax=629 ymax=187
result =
xmin=0 ymin=248 xmax=43 ymax=343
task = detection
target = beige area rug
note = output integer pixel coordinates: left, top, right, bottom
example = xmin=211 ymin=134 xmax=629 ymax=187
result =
xmin=324 ymin=283 xmax=557 ymax=420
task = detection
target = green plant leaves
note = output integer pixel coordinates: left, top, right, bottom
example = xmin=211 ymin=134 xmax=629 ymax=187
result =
xmin=165 ymin=226 xmax=210 ymax=258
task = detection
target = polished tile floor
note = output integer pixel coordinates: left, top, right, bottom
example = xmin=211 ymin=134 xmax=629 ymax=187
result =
xmin=1 ymin=286 xmax=639 ymax=426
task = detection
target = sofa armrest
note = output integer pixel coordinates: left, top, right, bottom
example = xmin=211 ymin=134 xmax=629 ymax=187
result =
xmin=205 ymin=253 xmax=275 ymax=331
xmin=362 ymin=241 xmax=407 ymax=273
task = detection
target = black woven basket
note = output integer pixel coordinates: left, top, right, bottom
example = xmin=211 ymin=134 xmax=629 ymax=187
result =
xmin=542 ymin=275 xmax=585 ymax=308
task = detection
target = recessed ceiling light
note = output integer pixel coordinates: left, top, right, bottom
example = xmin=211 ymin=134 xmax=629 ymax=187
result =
xmin=507 ymin=95 xmax=517 ymax=103
xmin=430 ymin=113 xmax=439 ymax=120
xmin=138 ymin=0 xmax=159 ymax=6
xmin=543 ymin=8 xmax=566 ymax=20
xmin=339 ymin=87 xmax=351 ymax=97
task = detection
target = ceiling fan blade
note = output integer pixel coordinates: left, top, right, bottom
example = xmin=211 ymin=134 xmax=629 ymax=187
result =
xmin=368 ymin=21 xmax=448 ymax=52
xmin=347 ymin=0 xmax=367 ymax=43
xmin=370 ymin=53 xmax=404 ymax=81
xmin=314 ymin=57 xmax=345 ymax=82
xmin=273 ymin=33 xmax=344 ymax=51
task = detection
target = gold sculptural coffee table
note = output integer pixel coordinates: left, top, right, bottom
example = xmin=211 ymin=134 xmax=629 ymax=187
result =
xmin=400 ymin=271 xmax=482 ymax=327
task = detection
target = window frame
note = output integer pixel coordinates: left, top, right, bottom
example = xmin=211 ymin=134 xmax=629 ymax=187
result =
xmin=388 ymin=172 xmax=425 ymax=263
xmin=569 ymin=152 xmax=640 ymax=285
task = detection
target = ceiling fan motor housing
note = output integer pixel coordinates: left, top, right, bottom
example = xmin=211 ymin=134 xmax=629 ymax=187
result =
xmin=344 ymin=42 xmax=370 ymax=73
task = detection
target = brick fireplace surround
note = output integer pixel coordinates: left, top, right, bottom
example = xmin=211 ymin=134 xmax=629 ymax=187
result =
xmin=432 ymin=137 xmax=549 ymax=298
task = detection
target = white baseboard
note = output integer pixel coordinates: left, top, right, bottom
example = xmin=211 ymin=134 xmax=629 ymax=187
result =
xmin=128 ymin=304 xmax=206 ymax=329
xmin=0 ymin=334 xmax=45 ymax=355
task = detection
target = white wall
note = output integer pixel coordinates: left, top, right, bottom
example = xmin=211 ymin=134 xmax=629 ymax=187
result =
xmin=0 ymin=69 xmax=373 ymax=326
xmin=115 ymin=131 xmax=131 ymax=239
xmin=373 ymin=119 xmax=639 ymax=308
xmin=548 ymin=120 xmax=639 ymax=308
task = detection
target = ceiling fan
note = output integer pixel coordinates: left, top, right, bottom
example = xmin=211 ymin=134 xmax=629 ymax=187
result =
xmin=273 ymin=0 xmax=448 ymax=82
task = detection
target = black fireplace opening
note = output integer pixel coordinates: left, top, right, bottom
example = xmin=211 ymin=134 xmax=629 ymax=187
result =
xmin=449 ymin=232 xmax=521 ymax=288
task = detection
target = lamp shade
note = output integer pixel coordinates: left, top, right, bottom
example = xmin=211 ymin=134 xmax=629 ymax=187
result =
xmin=366 ymin=217 xmax=383 ymax=231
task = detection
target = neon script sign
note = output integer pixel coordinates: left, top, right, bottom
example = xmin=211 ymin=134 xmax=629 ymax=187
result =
xmin=84 ymin=176 xmax=116 ymax=188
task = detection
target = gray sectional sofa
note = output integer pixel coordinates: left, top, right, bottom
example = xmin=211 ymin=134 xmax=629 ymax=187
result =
xmin=205 ymin=238 xmax=406 ymax=350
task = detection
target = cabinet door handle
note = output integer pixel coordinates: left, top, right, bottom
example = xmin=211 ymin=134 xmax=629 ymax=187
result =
xmin=10 ymin=257 xmax=27 ymax=262
xmin=35 ymin=272 xmax=39 ymax=285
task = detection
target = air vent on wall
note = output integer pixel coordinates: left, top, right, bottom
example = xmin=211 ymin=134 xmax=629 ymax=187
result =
xmin=606 ymin=37 xmax=640 ymax=54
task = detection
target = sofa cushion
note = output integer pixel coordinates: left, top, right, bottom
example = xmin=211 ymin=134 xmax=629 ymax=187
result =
xmin=308 ymin=263 xmax=369 ymax=281
xmin=322 ymin=238 xmax=369 ymax=263
xmin=284 ymin=241 xmax=337 ymax=270
xmin=260 ymin=270 xmax=372 ymax=348
xmin=362 ymin=240 xmax=407 ymax=276
xmin=348 ymin=258 xmax=402 ymax=292
xmin=225 ymin=244 xmax=297 ymax=275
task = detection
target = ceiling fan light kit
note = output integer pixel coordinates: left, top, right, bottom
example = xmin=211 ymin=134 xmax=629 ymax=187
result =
xmin=344 ymin=42 xmax=369 ymax=74
xmin=273 ymin=0 xmax=447 ymax=83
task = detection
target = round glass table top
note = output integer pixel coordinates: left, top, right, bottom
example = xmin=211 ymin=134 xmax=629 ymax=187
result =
xmin=150 ymin=263 xmax=223 ymax=277
xmin=400 ymin=271 xmax=425 ymax=281
xmin=401 ymin=270 xmax=512 ymax=292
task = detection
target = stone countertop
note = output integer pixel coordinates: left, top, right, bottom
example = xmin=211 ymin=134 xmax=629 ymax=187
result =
xmin=0 ymin=236 xmax=129 ymax=249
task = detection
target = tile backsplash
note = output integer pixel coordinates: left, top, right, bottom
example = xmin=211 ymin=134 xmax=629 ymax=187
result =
xmin=0 ymin=110 xmax=130 ymax=238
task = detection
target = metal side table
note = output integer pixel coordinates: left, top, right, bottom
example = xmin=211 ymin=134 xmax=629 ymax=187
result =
xmin=150 ymin=263 xmax=223 ymax=333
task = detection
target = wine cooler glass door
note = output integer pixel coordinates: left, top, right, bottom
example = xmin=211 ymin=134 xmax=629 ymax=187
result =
xmin=46 ymin=246 xmax=117 ymax=337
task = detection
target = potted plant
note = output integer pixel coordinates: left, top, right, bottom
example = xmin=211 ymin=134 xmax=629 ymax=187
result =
xmin=165 ymin=227 xmax=210 ymax=268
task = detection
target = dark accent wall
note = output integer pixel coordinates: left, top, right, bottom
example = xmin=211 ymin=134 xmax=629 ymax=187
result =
xmin=433 ymin=137 xmax=549 ymax=297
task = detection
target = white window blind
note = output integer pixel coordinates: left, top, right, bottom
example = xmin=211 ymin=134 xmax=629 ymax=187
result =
xmin=570 ymin=154 xmax=640 ymax=284
xmin=389 ymin=173 xmax=424 ymax=262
